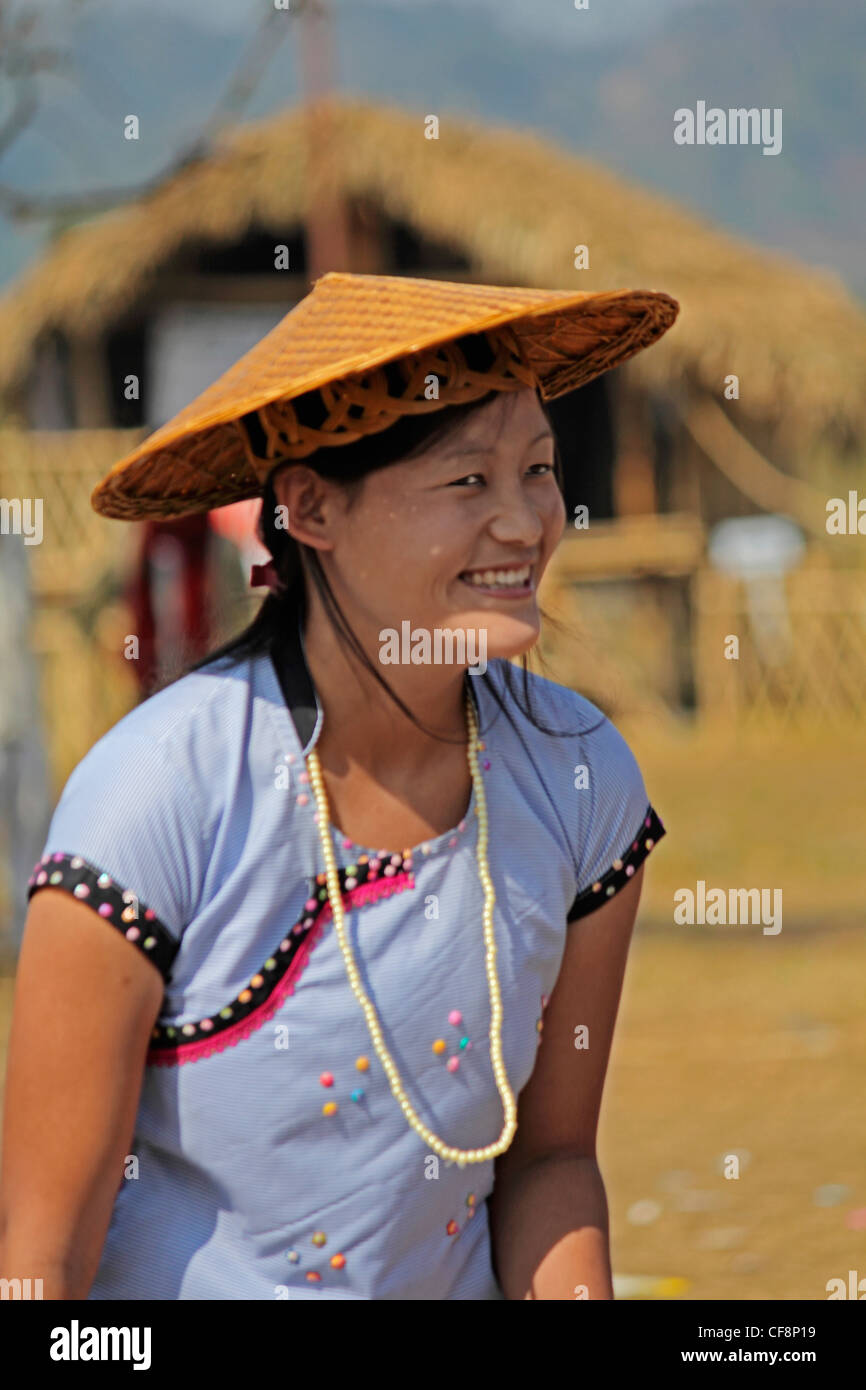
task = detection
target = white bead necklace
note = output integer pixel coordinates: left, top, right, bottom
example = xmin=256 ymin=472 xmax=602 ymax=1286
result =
xmin=305 ymin=687 xmax=518 ymax=1165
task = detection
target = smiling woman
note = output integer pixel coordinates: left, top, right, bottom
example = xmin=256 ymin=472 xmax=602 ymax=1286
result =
xmin=1 ymin=272 xmax=677 ymax=1300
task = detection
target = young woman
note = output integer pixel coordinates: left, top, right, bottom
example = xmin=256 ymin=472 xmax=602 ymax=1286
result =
xmin=0 ymin=272 xmax=676 ymax=1300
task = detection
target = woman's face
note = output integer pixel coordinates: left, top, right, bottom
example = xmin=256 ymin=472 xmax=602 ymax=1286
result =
xmin=278 ymin=387 xmax=566 ymax=663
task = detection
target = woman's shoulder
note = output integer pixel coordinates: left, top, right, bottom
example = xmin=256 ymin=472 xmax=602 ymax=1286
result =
xmin=481 ymin=660 xmax=663 ymax=914
xmin=482 ymin=659 xmax=619 ymax=748
xmin=30 ymin=651 xmax=280 ymax=946
xmin=99 ymin=650 xmax=267 ymax=754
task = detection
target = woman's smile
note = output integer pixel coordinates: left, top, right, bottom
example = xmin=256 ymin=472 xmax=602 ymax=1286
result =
xmin=457 ymin=558 xmax=536 ymax=599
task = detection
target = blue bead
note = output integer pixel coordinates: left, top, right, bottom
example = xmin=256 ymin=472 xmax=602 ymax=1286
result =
xmin=351 ymin=1088 xmax=364 ymax=1102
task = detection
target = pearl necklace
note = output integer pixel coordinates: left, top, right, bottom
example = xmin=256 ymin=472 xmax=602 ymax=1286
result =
xmin=305 ymin=687 xmax=518 ymax=1166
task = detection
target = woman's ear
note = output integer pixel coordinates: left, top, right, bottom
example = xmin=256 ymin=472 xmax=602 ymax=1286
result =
xmin=274 ymin=465 xmax=338 ymax=554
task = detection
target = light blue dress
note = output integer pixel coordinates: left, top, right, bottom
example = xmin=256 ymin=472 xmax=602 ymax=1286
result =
xmin=27 ymin=618 xmax=664 ymax=1299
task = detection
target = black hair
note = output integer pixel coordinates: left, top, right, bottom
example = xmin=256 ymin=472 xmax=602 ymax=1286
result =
xmin=176 ymin=334 xmax=601 ymax=743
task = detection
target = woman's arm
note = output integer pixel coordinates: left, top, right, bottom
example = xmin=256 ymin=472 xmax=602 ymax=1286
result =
xmin=0 ymin=889 xmax=164 ymax=1298
xmin=488 ymin=866 xmax=644 ymax=1300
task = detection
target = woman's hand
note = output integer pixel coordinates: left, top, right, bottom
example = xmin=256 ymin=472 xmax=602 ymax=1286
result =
xmin=0 ymin=889 xmax=163 ymax=1299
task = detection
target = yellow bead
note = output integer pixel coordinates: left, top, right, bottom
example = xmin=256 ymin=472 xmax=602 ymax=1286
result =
xmin=322 ymin=1101 xmax=338 ymax=1116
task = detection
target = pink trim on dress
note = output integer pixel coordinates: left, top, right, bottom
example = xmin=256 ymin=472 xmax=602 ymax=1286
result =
xmin=147 ymin=870 xmax=415 ymax=1067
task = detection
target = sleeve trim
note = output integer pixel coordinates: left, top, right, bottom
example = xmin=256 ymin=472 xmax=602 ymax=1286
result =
xmin=566 ymin=805 xmax=665 ymax=923
xmin=27 ymin=852 xmax=179 ymax=982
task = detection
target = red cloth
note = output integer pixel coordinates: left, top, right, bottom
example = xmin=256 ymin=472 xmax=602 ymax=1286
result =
xmin=125 ymin=514 xmax=212 ymax=696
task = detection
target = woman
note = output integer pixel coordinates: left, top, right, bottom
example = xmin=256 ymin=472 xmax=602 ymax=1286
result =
xmin=0 ymin=272 xmax=677 ymax=1300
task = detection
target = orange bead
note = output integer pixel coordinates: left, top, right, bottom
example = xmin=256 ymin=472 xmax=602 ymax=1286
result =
xmin=355 ymin=1056 xmax=370 ymax=1071
xmin=238 ymin=989 xmax=252 ymax=1004
xmin=330 ymin=1253 xmax=346 ymax=1269
xmin=432 ymin=1039 xmax=447 ymax=1055
xmin=306 ymin=1271 xmax=321 ymax=1282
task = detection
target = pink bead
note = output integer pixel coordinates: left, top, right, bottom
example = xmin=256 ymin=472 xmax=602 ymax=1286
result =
xmin=98 ymin=903 xmax=113 ymax=917
xmin=446 ymin=1057 xmax=459 ymax=1073
xmin=483 ymin=760 xmax=491 ymax=770
xmin=126 ymin=927 xmax=140 ymax=942
xmin=384 ymin=865 xmax=395 ymax=876
xmin=448 ymin=837 xmax=458 ymax=848
xmin=448 ymin=1010 xmax=462 ymax=1026
xmin=299 ymin=771 xmax=309 ymax=784
xmin=458 ymin=820 xmax=466 ymax=832
xmin=320 ymin=1071 xmax=334 ymax=1087
xmin=390 ymin=854 xmax=401 ymax=866
xmin=296 ymin=793 xmax=309 ymax=806
xmin=342 ymin=838 xmax=353 ymax=849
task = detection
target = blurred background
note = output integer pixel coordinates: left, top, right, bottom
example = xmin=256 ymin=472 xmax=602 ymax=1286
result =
xmin=0 ymin=0 xmax=864 ymax=1300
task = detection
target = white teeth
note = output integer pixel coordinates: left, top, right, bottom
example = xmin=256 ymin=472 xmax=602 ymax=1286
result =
xmin=462 ymin=566 xmax=530 ymax=588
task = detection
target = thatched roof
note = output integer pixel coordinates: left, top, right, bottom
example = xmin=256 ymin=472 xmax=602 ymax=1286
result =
xmin=1 ymin=96 xmax=864 ymax=446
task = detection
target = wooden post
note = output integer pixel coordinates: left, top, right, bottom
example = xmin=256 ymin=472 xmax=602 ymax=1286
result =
xmin=68 ymin=333 xmax=111 ymax=427
xmin=613 ymin=382 xmax=657 ymax=516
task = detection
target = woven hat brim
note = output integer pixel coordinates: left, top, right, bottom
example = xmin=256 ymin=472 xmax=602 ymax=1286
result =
xmin=91 ymin=273 xmax=678 ymax=520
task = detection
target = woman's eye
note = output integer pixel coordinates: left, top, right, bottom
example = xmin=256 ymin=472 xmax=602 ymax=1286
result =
xmin=448 ymin=472 xmax=485 ymax=487
xmin=448 ymin=463 xmax=554 ymax=487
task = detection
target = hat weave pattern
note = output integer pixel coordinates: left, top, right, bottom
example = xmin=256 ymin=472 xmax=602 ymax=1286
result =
xmin=91 ymin=272 xmax=679 ymax=520
xmin=239 ymin=328 xmax=535 ymax=472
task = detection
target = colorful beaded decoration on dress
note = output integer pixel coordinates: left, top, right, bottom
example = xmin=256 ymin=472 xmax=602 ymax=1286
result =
xmin=566 ymin=806 xmax=665 ymax=922
xmin=27 ymin=805 xmax=665 ymax=1064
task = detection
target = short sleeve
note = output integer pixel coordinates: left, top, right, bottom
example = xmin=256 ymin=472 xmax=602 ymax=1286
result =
xmin=566 ymin=716 xmax=665 ymax=923
xmin=26 ymin=733 xmax=205 ymax=982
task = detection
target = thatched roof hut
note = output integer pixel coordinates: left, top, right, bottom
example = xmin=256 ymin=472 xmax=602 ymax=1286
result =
xmin=1 ymin=95 xmax=864 ymax=458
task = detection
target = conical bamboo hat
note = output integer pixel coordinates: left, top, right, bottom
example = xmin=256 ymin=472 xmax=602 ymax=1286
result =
xmin=91 ymin=270 xmax=679 ymax=519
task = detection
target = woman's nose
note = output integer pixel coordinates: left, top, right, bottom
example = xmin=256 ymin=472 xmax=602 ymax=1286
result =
xmin=486 ymin=488 xmax=549 ymax=546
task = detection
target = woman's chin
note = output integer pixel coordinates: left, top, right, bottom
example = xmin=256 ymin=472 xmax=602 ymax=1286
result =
xmin=451 ymin=607 xmax=541 ymax=663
